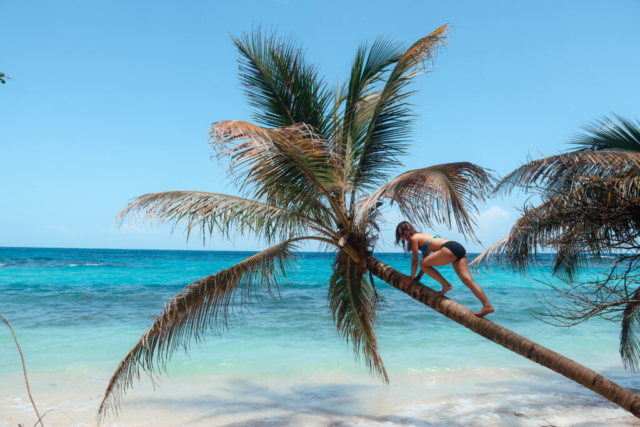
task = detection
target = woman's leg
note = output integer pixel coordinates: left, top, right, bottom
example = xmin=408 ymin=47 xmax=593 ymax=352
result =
xmin=451 ymin=256 xmax=494 ymax=317
xmin=420 ymin=249 xmax=456 ymax=295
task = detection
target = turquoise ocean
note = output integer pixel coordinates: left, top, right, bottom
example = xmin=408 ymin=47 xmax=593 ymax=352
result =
xmin=1 ymin=247 xmax=638 ymax=426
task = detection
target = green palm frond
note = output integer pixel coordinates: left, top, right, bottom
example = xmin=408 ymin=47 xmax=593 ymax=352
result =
xmin=621 ymin=287 xmax=640 ymax=373
xmin=97 ymin=240 xmax=301 ymax=422
xmin=571 ymin=115 xmax=640 ymax=152
xmin=329 ymin=81 xmax=348 ymax=153
xmin=337 ymin=38 xmax=405 ymax=183
xmin=210 ymin=120 xmax=347 ymax=225
xmin=232 ymin=30 xmax=334 ymax=139
xmin=359 ymin=162 xmax=493 ymax=238
xmin=350 ymin=25 xmax=449 ymax=190
xmin=328 ymin=251 xmax=388 ymax=381
xmin=495 ymin=151 xmax=640 ymax=196
xmin=117 ymin=191 xmax=337 ymax=244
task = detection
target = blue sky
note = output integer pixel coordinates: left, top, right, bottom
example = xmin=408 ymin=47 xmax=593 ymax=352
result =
xmin=1 ymin=0 xmax=639 ymax=252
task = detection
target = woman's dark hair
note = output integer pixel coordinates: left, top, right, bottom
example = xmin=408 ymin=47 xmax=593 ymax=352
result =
xmin=395 ymin=221 xmax=417 ymax=252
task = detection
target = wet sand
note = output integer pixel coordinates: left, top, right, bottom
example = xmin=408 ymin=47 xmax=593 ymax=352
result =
xmin=3 ymin=367 xmax=637 ymax=426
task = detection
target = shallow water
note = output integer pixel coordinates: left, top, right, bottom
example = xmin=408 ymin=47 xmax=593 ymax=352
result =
xmin=0 ymin=247 xmax=638 ymax=426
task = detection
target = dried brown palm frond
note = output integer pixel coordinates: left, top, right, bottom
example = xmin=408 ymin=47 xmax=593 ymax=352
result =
xmin=495 ymin=151 xmax=640 ymax=196
xmin=491 ymin=197 xmax=564 ymax=274
xmin=358 ymin=162 xmax=494 ymax=238
xmin=210 ymin=120 xmax=347 ymax=226
xmin=97 ymin=239 xmax=306 ymax=422
xmin=487 ymin=117 xmax=640 ymax=273
xmin=524 ymin=254 xmax=640 ymax=372
xmin=469 ymin=236 xmax=511 ymax=272
xmin=328 ymin=251 xmax=387 ymax=382
xmin=117 ymin=191 xmax=337 ymax=244
xmin=210 ymin=120 xmax=335 ymax=186
xmin=475 ymin=176 xmax=640 ymax=278
xmin=0 ymin=313 xmax=44 ymax=427
xmin=497 ymin=116 xmax=640 ymax=197
xmin=546 ymin=178 xmax=640 ymax=279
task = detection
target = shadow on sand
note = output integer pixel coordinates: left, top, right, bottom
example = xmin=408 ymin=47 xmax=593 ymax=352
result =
xmin=123 ymin=373 xmax=638 ymax=426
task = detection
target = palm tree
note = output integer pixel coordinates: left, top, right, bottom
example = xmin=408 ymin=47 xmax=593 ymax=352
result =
xmin=472 ymin=116 xmax=640 ymax=372
xmin=97 ymin=29 xmax=640 ymax=421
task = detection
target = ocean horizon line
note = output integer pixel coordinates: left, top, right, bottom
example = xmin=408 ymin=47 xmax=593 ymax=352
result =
xmin=0 ymin=245 xmax=495 ymax=256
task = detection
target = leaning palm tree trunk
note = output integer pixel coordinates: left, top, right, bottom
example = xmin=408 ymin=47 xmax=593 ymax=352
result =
xmin=365 ymin=256 xmax=640 ymax=417
xmin=99 ymin=29 xmax=640 ymax=422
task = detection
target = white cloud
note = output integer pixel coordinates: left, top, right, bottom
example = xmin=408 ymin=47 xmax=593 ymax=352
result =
xmin=478 ymin=205 xmax=511 ymax=228
xmin=474 ymin=205 xmax=513 ymax=251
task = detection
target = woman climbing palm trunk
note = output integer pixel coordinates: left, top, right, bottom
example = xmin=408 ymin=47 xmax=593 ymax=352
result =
xmin=365 ymin=256 xmax=640 ymax=417
xmin=97 ymin=26 xmax=640 ymax=422
xmin=395 ymin=221 xmax=494 ymax=316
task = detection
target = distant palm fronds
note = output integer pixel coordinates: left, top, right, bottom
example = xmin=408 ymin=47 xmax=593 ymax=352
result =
xmin=472 ymin=116 xmax=640 ymax=370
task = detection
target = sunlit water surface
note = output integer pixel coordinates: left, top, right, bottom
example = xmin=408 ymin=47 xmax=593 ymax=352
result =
xmin=1 ymin=247 xmax=637 ymax=426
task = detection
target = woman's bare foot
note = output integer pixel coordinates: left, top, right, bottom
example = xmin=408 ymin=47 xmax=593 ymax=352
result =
xmin=475 ymin=305 xmax=494 ymax=317
xmin=438 ymin=284 xmax=453 ymax=296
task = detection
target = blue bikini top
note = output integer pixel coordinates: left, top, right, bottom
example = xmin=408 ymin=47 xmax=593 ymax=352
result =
xmin=418 ymin=234 xmax=441 ymax=253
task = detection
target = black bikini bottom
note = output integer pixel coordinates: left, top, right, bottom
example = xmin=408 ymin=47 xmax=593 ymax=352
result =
xmin=441 ymin=241 xmax=467 ymax=261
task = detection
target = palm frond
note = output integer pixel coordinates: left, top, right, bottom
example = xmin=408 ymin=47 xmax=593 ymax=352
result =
xmin=547 ymin=176 xmax=640 ymax=279
xmin=495 ymin=151 xmax=640 ymax=196
xmin=210 ymin=120 xmax=347 ymax=225
xmin=97 ymin=240 xmax=300 ymax=423
xmin=571 ymin=115 xmax=640 ymax=152
xmin=470 ymin=196 xmax=575 ymax=276
xmin=474 ymin=176 xmax=640 ymax=278
xmin=117 ymin=191 xmax=337 ymax=244
xmin=328 ymin=251 xmax=388 ymax=382
xmin=477 ymin=194 xmax=578 ymax=276
xmin=469 ymin=236 xmax=511 ymax=272
xmin=620 ymin=286 xmax=640 ymax=372
xmin=337 ymin=38 xmax=405 ymax=184
xmin=350 ymin=25 xmax=449 ymax=190
xmin=359 ymin=162 xmax=493 ymax=238
xmin=232 ymin=29 xmax=334 ymax=139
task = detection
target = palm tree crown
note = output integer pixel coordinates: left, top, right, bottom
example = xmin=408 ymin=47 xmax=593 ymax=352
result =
xmin=98 ymin=25 xmax=495 ymax=421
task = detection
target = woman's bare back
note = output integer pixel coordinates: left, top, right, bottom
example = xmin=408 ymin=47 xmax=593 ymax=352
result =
xmin=410 ymin=233 xmax=448 ymax=253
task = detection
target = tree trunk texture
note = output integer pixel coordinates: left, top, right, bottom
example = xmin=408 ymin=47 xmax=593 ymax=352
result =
xmin=365 ymin=256 xmax=640 ymax=418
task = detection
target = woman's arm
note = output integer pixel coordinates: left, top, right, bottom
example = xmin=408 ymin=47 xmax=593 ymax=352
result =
xmin=416 ymin=252 xmax=426 ymax=281
xmin=400 ymin=237 xmax=422 ymax=291
xmin=409 ymin=238 xmax=420 ymax=280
